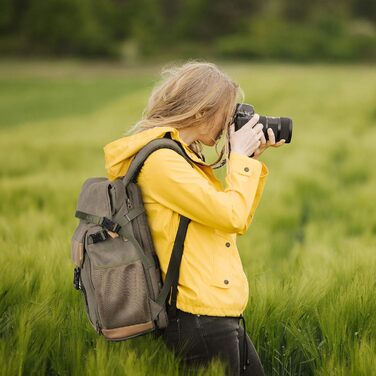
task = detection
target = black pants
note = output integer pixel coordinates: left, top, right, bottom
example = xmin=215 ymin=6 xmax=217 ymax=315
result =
xmin=159 ymin=307 xmax=265 ymax=376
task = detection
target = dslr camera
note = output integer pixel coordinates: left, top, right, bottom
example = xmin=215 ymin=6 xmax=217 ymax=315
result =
xmin=232 ymin=103 xmax=293 ymax=144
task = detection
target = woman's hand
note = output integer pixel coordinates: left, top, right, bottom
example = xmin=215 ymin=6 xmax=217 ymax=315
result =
xmin=229 ymin=114 xmax=286 ymax=159
xmin=251 ymin=126 xmax=286 ymax=160
xmin=229 ymin=114 xmax=264 ymax=157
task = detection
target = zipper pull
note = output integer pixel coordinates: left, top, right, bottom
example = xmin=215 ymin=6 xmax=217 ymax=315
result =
xmin=73 ymin=267 xmax=81 ymax=290
xmin=96 ymin=321 xmax=102 ymax=334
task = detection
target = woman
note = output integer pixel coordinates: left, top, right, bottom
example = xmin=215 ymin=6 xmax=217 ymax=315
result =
xmin=104 ymin=61 xmax=285 ymax=376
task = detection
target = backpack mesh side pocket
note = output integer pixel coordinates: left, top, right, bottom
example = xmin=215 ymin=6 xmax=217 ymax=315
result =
xmin=93 ymin=260 xmax=151 ymax=328
xmin=85 ymin=225 xmax=154 ymax=340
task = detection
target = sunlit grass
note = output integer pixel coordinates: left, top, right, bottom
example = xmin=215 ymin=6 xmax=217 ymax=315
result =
xmin=0 ymin=59 xmax=375 ymax=375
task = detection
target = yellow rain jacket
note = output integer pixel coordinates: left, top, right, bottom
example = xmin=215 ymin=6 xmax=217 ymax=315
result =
xmin=103 ymin=126 xmax=268 ymax=317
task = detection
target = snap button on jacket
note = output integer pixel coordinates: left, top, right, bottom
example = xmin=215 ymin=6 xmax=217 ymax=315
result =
xmin=103 ymin=126 xmax=268 ymax=317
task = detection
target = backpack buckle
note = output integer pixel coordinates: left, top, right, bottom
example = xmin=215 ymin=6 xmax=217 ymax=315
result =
xmin=73 ymin=267 xmax=81 ymax=290
xmin=101 ymin=217 xmax=121 ymax=233
xmin=89 ymin=230 xmax=110 ymax=244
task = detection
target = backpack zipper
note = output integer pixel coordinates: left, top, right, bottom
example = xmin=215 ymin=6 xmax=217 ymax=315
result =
xmin=85 ymin=253 xmax=103 ymax=332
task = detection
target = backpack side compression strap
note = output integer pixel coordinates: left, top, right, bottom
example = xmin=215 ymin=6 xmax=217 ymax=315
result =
xmin=74 ymin=211 xmax=121 ymax=232
xmin=75 ymin=207 xmax=145 ymax=230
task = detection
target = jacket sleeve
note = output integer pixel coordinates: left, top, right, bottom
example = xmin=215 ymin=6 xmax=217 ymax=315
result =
xmin=137 ymin=148 xmax=269 ymax=234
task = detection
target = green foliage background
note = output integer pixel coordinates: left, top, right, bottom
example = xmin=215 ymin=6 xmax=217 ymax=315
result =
xmin=0 ymin=0 xmax=375 ymax=61
xmin=0 ymin=59 xmax=375 ymax=375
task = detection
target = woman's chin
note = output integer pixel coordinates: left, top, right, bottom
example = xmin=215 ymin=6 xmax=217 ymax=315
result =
xmin=200 ymin=139 xmax=214 ymax=147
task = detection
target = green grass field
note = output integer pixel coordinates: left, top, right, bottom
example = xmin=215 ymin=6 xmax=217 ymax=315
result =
xmin=0 ymin=59 xmax=375 ymax=375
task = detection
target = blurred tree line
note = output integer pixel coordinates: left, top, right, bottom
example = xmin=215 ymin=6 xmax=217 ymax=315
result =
xmin=0 ymin=0 xmax=375 ymax=61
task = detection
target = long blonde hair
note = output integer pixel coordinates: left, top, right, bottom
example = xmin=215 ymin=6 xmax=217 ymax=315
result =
xmin=126 ymin=60 xmax=244 ymax=169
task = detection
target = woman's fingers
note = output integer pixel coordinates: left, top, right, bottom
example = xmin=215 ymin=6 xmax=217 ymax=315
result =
xmin=247 ymin=113 xmax=260 ymax=128
xmin=267 ymin=129 xmax=286 ymax=147
xmin=275 ymin=139 xmax=286 ymax=147
xmin=267 ymin=128 xmax=275 ymax=144
xmin=259 ymin=128 xmax=267 ymax=144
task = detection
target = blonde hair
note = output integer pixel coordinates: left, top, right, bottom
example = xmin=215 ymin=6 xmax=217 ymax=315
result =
xmin=126 ymin=60 xmax=244 ymax=169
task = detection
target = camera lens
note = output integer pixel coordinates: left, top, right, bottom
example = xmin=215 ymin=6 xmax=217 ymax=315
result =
xmin=259 ymin=116 xmax=293 ymax=143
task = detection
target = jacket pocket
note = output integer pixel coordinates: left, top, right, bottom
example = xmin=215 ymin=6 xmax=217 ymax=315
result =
xmin=209 ymin=246 xmax=233 ymax=289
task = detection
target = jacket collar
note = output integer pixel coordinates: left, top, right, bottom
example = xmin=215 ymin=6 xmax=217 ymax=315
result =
xmin=165 ymin=127 xmax=209 ymax=166
xmin=103 ymin=126 xmax=211 ymax=181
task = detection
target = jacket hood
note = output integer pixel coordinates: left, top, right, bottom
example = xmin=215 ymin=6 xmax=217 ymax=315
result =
xmin=103 ymin=126 xmax=209 ymax=180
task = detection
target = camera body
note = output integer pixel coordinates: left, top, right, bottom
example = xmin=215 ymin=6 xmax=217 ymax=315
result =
xmin=232 ymin=103 xmax=293 ymax=144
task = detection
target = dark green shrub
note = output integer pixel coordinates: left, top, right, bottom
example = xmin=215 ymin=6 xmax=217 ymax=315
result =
xmin=214 ymin=17 xmax=376 ymax=62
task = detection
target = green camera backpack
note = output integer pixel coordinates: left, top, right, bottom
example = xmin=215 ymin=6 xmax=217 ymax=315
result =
xmin=71 ymin=135 xmax=192 ymax=341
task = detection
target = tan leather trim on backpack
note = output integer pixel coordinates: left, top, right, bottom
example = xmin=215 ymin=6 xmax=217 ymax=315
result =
xmin=101 ymin=321 xmax=154 ymax=340
xmin=106 ymin=230 xmax=119 ymax=239
xmin=72 ymin=239 xmax=84 ymax=267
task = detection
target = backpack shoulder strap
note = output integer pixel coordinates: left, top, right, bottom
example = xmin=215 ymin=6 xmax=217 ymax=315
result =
xmin=122 ymin=132 xmax=194 ymax=187
xmin=122 ymin=132 xmax=193 ymax=316
xmin=156 ymin=215 xmax=190 ymax=316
